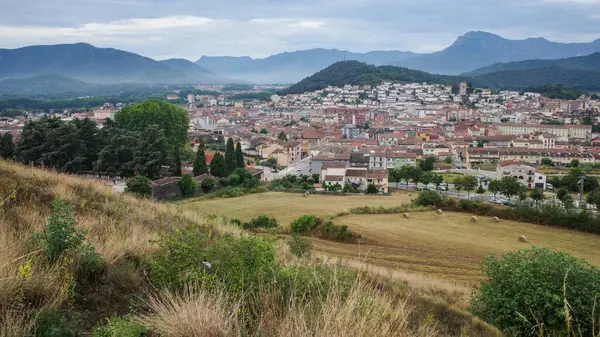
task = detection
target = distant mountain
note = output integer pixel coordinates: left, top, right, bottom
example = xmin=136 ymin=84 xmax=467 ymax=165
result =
xmin=470 ymin=67 xmax=600 ymax=92
xmin=196 ymin=49 xmax=420 ymax=83
xmin=0 ymin=75 xmax=100 ymax=97
xmin=463 ymin=52 xmax=600 ymax=76
xmin=395 ymin=31 xmax=600 ymax=75
xmin=278 ymin=61 xmax=458 ymax=95
xmin=0 ymin=43 xmax=220 ymax=85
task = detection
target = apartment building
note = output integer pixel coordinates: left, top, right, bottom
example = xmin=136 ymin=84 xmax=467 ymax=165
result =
xmin=492 ymin=123 xmax=592 ymax=142
xmin=496 ymin=161 xmax=546 ymax=189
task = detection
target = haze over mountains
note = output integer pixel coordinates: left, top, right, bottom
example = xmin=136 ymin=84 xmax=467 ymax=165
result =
xmin=0 ymin=31 xmax=599 ymax=97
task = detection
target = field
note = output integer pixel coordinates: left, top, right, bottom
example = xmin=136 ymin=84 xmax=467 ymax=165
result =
xmin=184 ymin=192 xmax=600 ymax=285
xmin=181 ymin=191 xmax=414 ymax=225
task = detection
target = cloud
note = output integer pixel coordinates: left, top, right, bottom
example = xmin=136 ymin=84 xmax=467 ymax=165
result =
xmin=0 ymin=0 xmax=598 ymax=59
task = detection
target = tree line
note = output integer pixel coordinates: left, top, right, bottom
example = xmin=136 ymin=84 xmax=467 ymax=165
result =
xmin=0 ymin=100 xmax=189 ymax=181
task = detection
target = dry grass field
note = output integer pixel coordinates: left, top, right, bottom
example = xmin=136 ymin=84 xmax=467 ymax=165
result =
xmin=181 ymin=191 xmax=414 ymax=225
xmin=184 ymin=193 xmax=600 ymax=286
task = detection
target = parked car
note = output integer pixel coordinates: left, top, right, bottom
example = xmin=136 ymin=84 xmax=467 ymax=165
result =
xmin=436 ymin=186 xmax=446 ymax=191
xmin=413 ymin=186 xmax=422 ymax=191
xmin=545 ymin=183 xmax=554 ymax=190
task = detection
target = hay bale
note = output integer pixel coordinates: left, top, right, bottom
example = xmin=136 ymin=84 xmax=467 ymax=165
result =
xmin=493 ymin=216 xmax=500 ymax=222
xmin=518 ymin=235 xmax=528 ymax=243
xmin=471 ymin=216 xmax=477 ymax=222
xmin=436 ymin=209 xmax=443 ymax=215
xmin=303 ymin=191 xmax=309 ymax=197
xmin=403 ymin=213 xmax=410 ymax=218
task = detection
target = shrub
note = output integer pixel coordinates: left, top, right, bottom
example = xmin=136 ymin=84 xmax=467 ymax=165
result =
xmin=322 ymin=221 xmax=354 ymax=242
xmin=125 ymin=175 xmax=152 ymax=198
xmin=366 ymin=183 xmax=378 ymax=194
xmin=75 ymin=243 xmax=103 ymax=281
xmin=413 ymin=190 xmax=443 ymax=207
xmin=200 ymin=177 xmax=216 ymax=193
xmin=93 ymin=317 xmax=147 ymax=337
xmin=242 ymin=215 xmax=279 ymax=229
xmin=35 ymin=308 xmax=82 ymax=337
xmin=290 ymin=215 xmax=322 ymax=233
xmin=178 ymin=174 xmax=197 ymax=197
xmin=350 ymin=205 xmax=410 ymax=214
xmin=288 ymin=234 xmax=312 ymax=258
xmin=41 ymin=200 xmax=85 ymax=263
xmin=470 ymin=247 xmax=600 ymax=336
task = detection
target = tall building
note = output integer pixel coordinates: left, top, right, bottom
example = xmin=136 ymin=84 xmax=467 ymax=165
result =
xmin=187 ymin=94 xmax=195 ymax=103
xmin=459 ymin=81 xmax=468 ymax=96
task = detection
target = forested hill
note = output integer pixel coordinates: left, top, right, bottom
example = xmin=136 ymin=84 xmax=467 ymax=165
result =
xmin=278 ymin=61 xmax=458 ymax=95
xmin=279 ymin=60 xmax=600 ymax=95
xmin=464 ymin=52 xmax=600 ymax=76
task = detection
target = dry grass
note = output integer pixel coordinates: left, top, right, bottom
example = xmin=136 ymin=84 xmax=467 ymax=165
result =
xmin=181 ymin=191 xmax=414 ymax=226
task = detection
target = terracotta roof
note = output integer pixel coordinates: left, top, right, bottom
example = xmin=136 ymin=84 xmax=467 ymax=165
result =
xmin=322 ymin=162 xmax=347 ymax=169
xmin=345 ymin=169 xmax=367 ymax=177
xmin=367 ymin=169 xmax=388 ymax=180
xmin=152 ymin=177 xmax=181 ymax=186
xmin=324 ymin=175 xmax=344 ymax=182
xmin=498 ymin=161 xmax=535 ymax=168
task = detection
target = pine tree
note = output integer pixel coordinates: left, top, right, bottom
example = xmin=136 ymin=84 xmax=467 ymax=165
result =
xmin=235 ymin=142 xmax=244 ymax=168
xmin=278 ymin=131 xmax=287 ymax=140
xmin=210 ymin=152 xmax=227 ymax=178
xmin=193 ymin=146 xmax=209 ymax=176
xmin=224 ymin=138 xmax=236 ymax=175
xmin=172 ymin=145 xmax=182 ymax=177
xmin=0 ymin=132 xmax=15 ymax=159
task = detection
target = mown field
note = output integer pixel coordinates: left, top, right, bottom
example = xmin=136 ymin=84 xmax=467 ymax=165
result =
xmin=181 ymin=191 xmax=414 ymax=225
xmin=184 ymin=192 xmax=600 ymax=285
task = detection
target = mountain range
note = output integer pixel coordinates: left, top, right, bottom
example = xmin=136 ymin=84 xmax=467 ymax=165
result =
xmin=281 ymin=53 xmax=600 ymax=95
xmin=0 ymin=31 xmax=599 ymax=97
xmin=0 ymin=43 xmax=223 ymax=85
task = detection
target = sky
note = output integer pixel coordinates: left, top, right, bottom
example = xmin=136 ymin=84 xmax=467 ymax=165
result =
xmin=0 ymin=0 xmax=599 ymax=60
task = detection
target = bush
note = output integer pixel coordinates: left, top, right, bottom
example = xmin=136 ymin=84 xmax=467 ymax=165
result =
xmin=350 ymin=205 xmax=410 ymax=214
xmin=290 ymin=215 xmax=322 ymax=233
xmin=93 ymin=317 xmax=147 ymax=337
xmin=178 ymin=174 xmax=197 ymax=197
xmin=366 ymin=183 xmax=378 ymax=194
xmin=413 ymin=190 xmax=443 ymax=207
xmin=322 ymin=221 xmax=354 ymax=242
xmin=470 ymin=247 xmax=600 ymax=336
xmin=242 ymin=215 xmax=279 ymax=229
xmin=125 ymin=175 xmax=152 ymax=198
xmin=201 ymin=177 xmax=216 ymax=193
xmin=35 ymin=308 xmax=82 ymax=337
xmin=41 ymin=200 xmax=85 ymax=263
xmin=288 ymin=234 xmax=312 ymax=258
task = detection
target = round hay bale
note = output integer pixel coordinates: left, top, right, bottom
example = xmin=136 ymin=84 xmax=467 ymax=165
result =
xmin=303 ymin=191 xmax=309 ymax=197
xmin=493 ymin=216 xmax=500 ymax=222
xmin=471 ymin=216 xmax=477 ymax=222
xmin=436 ymin=209 xmax=443 ymax=215
xmin=518 ymin=235 xmax=528 ymax=243
xmin=403 ymin=213 xmax=410 ymax=218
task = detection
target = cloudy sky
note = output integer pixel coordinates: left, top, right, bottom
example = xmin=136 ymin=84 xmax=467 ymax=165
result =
xmin=0 ymin=0 xmax=599 ymax=60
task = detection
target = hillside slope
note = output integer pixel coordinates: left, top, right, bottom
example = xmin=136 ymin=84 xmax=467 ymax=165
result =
xmin=0 ymin=161 xmax=500 ymax=336
xmin=0 ymin=43 xmax=219 ymax=85
xmin=396 ymin=31 xmax=600 ymax=75
xmin=464 ymin=52 xmax=600 ymax=76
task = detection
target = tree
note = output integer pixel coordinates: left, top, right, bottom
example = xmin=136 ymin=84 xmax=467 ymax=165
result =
xmin=444 ymin=157 xmax=453 ymax=165
xmin=419 ymin=157 xmax=435 ymax=171
xmin=461 ymin=175 xmax=478 ymax=198
xmin=133 ymin=126 xmax=169 ymax=180
xmin=432 ymin=174 xmax=444 ymax=189
xmin=540 ymin=158 xmax=552 ymax=166
xmin=586 ymin=188 xmax=600 ymax=210
xmin=260 ymin=128 xmax=268 ymax=134
xmin=115 ymin=100 xmax=190 ymax=149
xmin=224 ymin=138 xmax=237 ymax=175
xmin=178 ymin=174 xmax=197 ymax=197
xmin=388 ymin=168 xmax=403 ymax=187
xmin=557 ymin=188 xmax=569 ymax=202
xmin=487 ymin=179 xmax=502 ymax=199
xmin=530 ymin=188 xmax=544 ymax=206
xmin=411 ymin=167 xmax=423 ymax=188
xmin=125 ymin=175 xmax=152 ymax=198
xmin=400 ymin=166 xmax=414 ymax=187
xmin=517 ymin=186 xmax=528 ymax=202
xmin=570 ymin=159 xmax=580 ymax=168
xmin=95 ymin=127 xmax=136 ymax=177
xmin=193 ymin=147 xmax=209 ymax=176
xmin=476 ymin=185 xmax=485 ymax=194
xmin=278 ymin=131 xmax=287 ymax=140
xmin=201 ymin=177 xmax=216 ymax=193
xmin=421 ymin=171 xmax=434 ymax=188
xmin=366 ymin=183 xmax=378 ymax=194
xmin=0 ymin=132 xmax=15 ymax=159
xmin=454 ymin=176 xmax=464 ymax=196
xmin=501 ymin=176 xmax=521 ymax=201
xmin=235 ymin=142 xmax=244 ymax=168
xmin=171 ymin=145 xmax=182 ymax=177
xmin=209 ymin=152 xmax=227 ymax=178
xmin=470 ymin=247 xmax=600 ymax=336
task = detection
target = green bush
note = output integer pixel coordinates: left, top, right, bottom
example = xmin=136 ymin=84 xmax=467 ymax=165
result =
xmin=350 ymin=205 xmax=410 ymax=214
xmin=35 ymin=308 xmax=82 ymax=337
xmin=75 ymin=243 xmax=103 ymax=281
xmin=125 ymin=175 xmax=152 ymax=198
xmin=242 ymin=215 xmax=279 ymax=229
xmin=470 ymin=247 xmax=600 ymax=336
xmin=178 ymin=174 xmax=197 ymax=197
xmin=288 ymin=234 xmax=312 ymax=258
xmin=366 ymin=183 xmax=378 ymax=194
xmin=322 ymin=221 xmax=354 ymax=242
xmin=93 ymin=317 xmax=147 ymax=337
xmin=413 ymin=190 xmax=443 ymax=207
xmin=290 ymin=215 xmax=322 ymax=233
xmin=41 ymin=200 xmax=85 ymax=263
xmin=201 ymin=177 xmax=216 ymax=192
